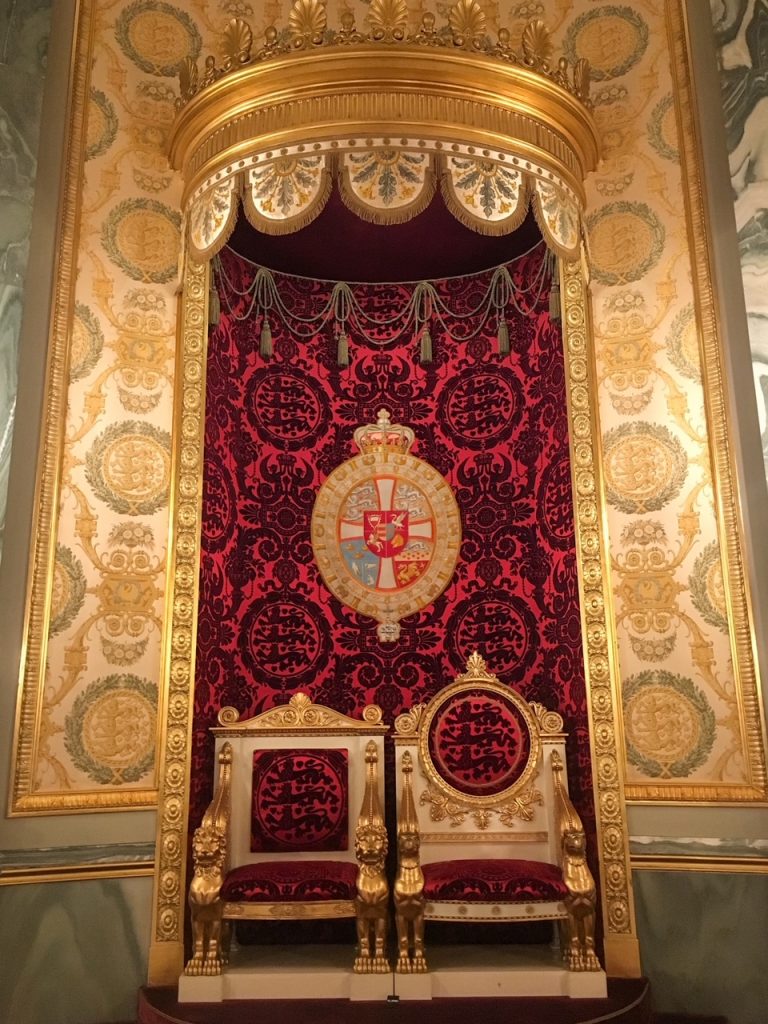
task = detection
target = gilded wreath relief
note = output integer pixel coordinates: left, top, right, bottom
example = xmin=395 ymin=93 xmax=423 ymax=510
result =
xmin=311 ymin=411 xmax=461 ymax=640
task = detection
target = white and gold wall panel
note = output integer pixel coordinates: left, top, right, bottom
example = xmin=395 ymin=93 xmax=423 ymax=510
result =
xmin=10 ymin=0 xmax=767 ymax=812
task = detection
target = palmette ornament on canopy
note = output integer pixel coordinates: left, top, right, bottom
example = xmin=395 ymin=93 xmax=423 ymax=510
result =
xmin=311 ymin=411 xmax=461 ymax=641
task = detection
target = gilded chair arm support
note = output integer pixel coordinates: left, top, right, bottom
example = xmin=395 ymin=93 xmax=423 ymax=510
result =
xmin=185 ymin=743 xmax=232 ymax=977
xmin=353 ymin=741 xmax=390 ymax=973
xmin=551 ymin=750 xmax=600 ymax=971
xmin=190 ymin=741 xmax=232 ymax=902
xmin=394 ymin=750 xmax=427 ymax=973
xmin=551 ymin=749 xmax=584 ymax=844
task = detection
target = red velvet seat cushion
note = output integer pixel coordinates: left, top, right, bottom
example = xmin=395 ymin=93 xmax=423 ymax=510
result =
xmin=251 ymin=748 xmax=349 ymax=853
xmin=422 ymin=859 xmax=568 ymax=903
xmin=221 ymin=860 xmax=358 ymax=903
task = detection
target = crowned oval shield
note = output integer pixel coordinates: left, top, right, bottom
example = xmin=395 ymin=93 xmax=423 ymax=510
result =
xmin=311 ymin=410 xmax=462 ymax=641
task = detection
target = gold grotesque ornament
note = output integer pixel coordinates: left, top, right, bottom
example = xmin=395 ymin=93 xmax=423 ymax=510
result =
xmin=311 ymin=410 xmax=461 ymax=641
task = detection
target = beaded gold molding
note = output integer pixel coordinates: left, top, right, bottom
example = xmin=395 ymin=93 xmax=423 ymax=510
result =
xmin=148 ymin=255 xmax=208 ymax=982
xmin=560 ymin=256 xmax=638 ymax=970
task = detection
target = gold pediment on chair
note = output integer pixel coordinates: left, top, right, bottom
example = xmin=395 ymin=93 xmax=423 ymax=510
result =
xmin=214 ymin=693 xmax=386 ymax=734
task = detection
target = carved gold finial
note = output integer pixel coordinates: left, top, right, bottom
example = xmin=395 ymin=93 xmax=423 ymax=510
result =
xmin=448 ymin=0 xmax=486 ymax=50
xmin=352 ymin=409 xmax=415 ymax=455
xmin=222 ymin=18 xmax=253 ymax=71
xmin=359 ymin=740 xmax=386 ymax=829
xmin=178 ymin=56 xmax=199 ymax=105
xmin=411 ymin=10 xmax=439 ymax=45
xmin=289 ymin=0 xmax=328 ymax=48
xmin=369 ymin=0 xmax=408 ymax=42
xmin=398 ymin=751 xmax=419 ymax=835
xmin=521 ymin=19 xmax=552 ymax=70
xmin=573 ymin=57 xmax=591 ymax=103
xmin=334 ymin=10 xmax=364 ymax=44
xmin=465 ymin=650 xmax=488 ymax=676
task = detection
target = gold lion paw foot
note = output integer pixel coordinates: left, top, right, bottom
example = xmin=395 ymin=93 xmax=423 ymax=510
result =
xmin=184 ymin=955 xmax=205 ymax=977
xmin=583 ymin=952 xmax=601 ymax=972
xmin=397 ymin=956 xmax=428 ymax=974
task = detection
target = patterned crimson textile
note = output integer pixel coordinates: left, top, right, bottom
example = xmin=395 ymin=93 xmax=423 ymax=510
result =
xmin=251 ymin=748 xmax=349 ymax=853
xmin=220 ymin=859 xmax=358 ymax=903
xmin=421 ymin=859 xmax=568 ymax=903
xmin=194 ymin=239 xmax=594 ymax=869
xmin=427 ymin=687 xmax=532 ymax=797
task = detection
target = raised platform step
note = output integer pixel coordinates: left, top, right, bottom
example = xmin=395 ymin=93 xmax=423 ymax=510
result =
xmin=139 ymin=976 xmax=651 ymax=1024
xmin=177 ymin=944 xmax=606 ymax=1003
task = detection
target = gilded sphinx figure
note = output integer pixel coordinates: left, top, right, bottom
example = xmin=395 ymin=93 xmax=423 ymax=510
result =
xmin=185 ymin=744 xmax=231 ymax=977
xmin=552 ymin=751 xmax=601 ymax=972
xmin=353 ymin=741 xmax=390 ymax=973
xmin=394 ymin=751 xmax=427 ymax=973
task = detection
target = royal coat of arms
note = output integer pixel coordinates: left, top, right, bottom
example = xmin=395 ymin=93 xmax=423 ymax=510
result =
xmin=311 ymin=410 xmax=462 ymax=641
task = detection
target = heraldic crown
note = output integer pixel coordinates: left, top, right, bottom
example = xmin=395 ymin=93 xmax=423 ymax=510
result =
xmin=353 ymin=410 xmax=416 ymax=456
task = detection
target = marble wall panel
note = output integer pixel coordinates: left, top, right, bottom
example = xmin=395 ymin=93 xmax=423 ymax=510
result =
xmin=0 ymin=875 xmax=152 ymax=1024
xmin=634 ymin=869 xmax=768 ymax=1024
xmin=0 ymin=0 xmax=51 ymax=557
xmin=712 ymin=0 xmax=768 ymax=475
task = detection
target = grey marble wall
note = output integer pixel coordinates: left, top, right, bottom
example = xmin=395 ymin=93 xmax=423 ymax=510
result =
xmin=0 ymin=875 xmax=152 ymax=1024
xmin=634 ymin=870 xmax=768 ymax=1024
xmin=711 ymin=0 xmax=768 ymax=476
xmin=0 ymin=0 xmax=51 ymax=559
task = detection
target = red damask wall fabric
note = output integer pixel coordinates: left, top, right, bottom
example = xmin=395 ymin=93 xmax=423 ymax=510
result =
xmin=193 ymin=241 xmax=594 ymax=851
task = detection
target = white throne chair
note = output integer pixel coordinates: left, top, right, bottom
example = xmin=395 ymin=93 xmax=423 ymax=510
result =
xmin=392 ymin=652 xmax=607 ymax=1000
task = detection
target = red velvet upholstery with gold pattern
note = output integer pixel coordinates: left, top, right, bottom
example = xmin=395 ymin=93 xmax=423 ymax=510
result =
xmin=421 ymin=859 xmax=568 ymax=903
xmin=221 ymin=860 xmax=358 ymax=903
xmin=251 ymin=748 xmax=349 ymax=853
xmin=426 ymin=686 xmax=532 ymax=797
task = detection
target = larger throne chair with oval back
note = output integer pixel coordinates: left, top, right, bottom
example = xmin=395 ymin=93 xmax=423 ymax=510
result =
xmin=393 ymin=652 xmax=606 ymax=999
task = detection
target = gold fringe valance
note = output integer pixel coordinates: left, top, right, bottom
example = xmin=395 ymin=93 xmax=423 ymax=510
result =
xmin=185 ymin=146 xmax=584 ymax=263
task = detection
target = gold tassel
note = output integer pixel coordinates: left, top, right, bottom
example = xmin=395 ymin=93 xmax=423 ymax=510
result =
xmin=549 ymin=257 xmax=561 ymax=321
xmin=208 ymin=285 xmax=220 ymax=326
xmin=260 ymin=317 xmax=273 ymax=359
xmin=337 ymin=330 xmax=349 ymax=367
xmin=497 ymin=318 xmax=509 ymax=355
xmin=420 ymin=327 xmax=433 ymax=365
